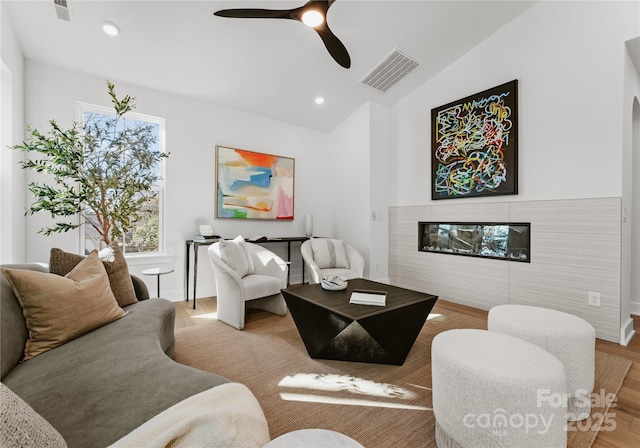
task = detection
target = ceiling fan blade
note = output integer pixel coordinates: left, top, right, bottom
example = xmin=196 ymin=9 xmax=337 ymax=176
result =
xmin=314 ymin=25 xmax=351 ymax=69
xmin=214 ymin=9 xmax=293 ymax=20
xmin=214 ymin=1 xmax=351 ymax=69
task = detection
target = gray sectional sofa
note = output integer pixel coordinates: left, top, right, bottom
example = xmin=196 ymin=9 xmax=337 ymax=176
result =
xmin=1 ymin=263 xmax=230 ymax=448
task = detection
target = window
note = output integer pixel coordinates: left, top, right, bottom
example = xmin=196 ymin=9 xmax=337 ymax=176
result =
xmin=78 ymin=103 xmax=166 ymax=255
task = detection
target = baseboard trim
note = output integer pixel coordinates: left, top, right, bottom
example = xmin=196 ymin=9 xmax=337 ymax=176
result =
xmin=157 ymin=286 xmax=217 ymax=303
xmin=630 ymin=301 xmax=640 ymax=316
xmin=369 ymin=276 xmax=391 ymax=284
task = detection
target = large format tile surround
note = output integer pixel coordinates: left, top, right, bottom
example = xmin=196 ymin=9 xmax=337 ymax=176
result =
xmin=388 ymin=198 xmax=621 ymax=342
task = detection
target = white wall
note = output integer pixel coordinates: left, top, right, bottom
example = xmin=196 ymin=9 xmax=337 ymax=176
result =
xmin=622 ymin=37 xmax=640 ymax=340
xmin=328 ymin=102 xmax=372 ymax=274
xmin=327 ymin=101 xmax=392 ymax=283
xmin=0 ymin=1 xmax=26 ymax=264
xmin=368 ymin=102 xmax=390 ymax=283
xmin=387 ymin=1 xmax=639 ymax=343
xmin=20 ymin=61 xmax=332 ymax=299
xmin=390 ymin=1 xmax=638 ymax=206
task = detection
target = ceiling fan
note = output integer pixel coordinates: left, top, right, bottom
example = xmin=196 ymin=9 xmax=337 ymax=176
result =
xmin=213 ymin=0 xmax=351 ymax=69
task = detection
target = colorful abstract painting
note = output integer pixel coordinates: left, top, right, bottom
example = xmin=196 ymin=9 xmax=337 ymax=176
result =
xmin=215 ymin=146 xmax=294 ymax=220
xmin=431 ymin=80 xmax=518 ymax=200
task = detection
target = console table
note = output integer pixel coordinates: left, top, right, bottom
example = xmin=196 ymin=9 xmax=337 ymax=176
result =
xmin=185 ymin=236 xmax=310 ymax=309
xmin=252 ymin=237 xmax=311 ymax=286
xmin=185 ymin=239 xmax=219 ymax=309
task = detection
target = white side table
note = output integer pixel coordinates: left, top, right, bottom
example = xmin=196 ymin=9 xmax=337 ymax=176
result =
xmin=264 ymin=429 xmax=363 ymax=447
xmin=142 ymin=267 xmax=174 ymax=298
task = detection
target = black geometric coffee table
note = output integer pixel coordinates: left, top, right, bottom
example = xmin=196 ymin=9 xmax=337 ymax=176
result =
xmin=282 ymin=279 xmax=438 ymax=365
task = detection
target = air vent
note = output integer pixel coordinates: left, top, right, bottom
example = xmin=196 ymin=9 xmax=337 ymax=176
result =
xmin=54 ymin=0 xmax=72 ymax=22
xmin=359 ymin=48 xmax=421 ymax=93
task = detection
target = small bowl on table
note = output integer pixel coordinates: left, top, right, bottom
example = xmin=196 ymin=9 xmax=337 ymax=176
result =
xmin=321 ymin=276 xmax=348 ymax=291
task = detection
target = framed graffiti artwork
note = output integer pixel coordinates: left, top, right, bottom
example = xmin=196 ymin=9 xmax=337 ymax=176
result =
xmin=431 ymin=80 xmax=518 ymax=200
xmin=215 ymin=145 xmax=295 ymax=220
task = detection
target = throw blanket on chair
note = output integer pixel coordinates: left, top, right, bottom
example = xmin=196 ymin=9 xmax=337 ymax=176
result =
xmin=110 ymin=383 xmax=270 ymax=448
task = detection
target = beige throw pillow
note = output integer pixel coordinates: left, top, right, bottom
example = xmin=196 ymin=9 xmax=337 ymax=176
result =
xmin=49 ymin=243 xmax=138 ymax=307
xmin=310 ymin=238 xmax=350 ymax=269
xmin=2 ymin=251 xmax=126 ymax=361
xmin=0 ymin=383 xmax=67 ymax=448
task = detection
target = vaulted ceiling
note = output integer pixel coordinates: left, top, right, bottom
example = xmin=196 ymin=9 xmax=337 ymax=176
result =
xmin=4 ymin=1 xmax=536 ymax=132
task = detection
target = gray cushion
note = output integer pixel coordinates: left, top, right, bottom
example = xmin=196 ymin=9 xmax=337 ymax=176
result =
xmin=1 ymin=264 xmax=46 ymax=379
xmin=1 ymin=298 xmax=229 ymax=448
xmin=1 ymin=265 xmax=147 ymax=378
xmin=130 ymin=274 xmax=150 ymax=301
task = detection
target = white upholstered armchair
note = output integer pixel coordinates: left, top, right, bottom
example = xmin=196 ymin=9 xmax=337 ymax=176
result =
xmin=208 ymin=237 xmax=288 ymax=330
xmin=301 ymin=238 xmax=365 ymax=285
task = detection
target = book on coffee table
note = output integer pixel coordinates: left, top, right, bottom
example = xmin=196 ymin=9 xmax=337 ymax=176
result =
xmin=349 ymin=289 xmax=387 ymax=306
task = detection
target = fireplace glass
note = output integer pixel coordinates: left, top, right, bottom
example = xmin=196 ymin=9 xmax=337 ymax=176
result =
xmin=418 ymin=222 xmax=530 ymax=262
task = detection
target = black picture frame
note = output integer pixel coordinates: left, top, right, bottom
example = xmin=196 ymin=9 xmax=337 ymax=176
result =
xmin=431 ymin=80 xmax=518 ymax=200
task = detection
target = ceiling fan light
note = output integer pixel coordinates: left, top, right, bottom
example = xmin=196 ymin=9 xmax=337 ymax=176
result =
xmin=301 ymin=10 xmax=324 ymax=27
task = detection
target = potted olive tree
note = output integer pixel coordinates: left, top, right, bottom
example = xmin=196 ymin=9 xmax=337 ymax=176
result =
xmin=11 ymin=81 xmax=168 ymax=249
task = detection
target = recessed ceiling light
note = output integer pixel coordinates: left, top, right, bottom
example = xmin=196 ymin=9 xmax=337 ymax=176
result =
xmin=101 ymin=21 xmax=120 ymax=37
xmin=315 ymin=97 xmax=325 ymax=105
xmin=301 ymin=10 xmax=324 ymax=28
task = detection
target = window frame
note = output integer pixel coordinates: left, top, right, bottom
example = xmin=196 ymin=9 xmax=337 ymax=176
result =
xmin=76 ymin=102 xmax=167 ymax=258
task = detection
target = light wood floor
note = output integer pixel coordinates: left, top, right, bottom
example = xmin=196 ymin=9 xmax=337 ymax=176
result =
xmin=175 ymin=297 xmax=640 ymax=447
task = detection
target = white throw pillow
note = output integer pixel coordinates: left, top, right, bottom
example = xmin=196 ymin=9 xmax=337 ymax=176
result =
xmin=310 ymin=238 xmax=350 ymax=269
xmin=219 ymin=239 xmax=250 ymax=277
xmin=233 ymin=236 xmax=255 ymax=275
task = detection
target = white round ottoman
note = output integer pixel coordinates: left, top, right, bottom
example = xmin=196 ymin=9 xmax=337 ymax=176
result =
xmin=488 ymin=304 xmax=595 ymax=421
xmin=431 ymin=329 xmax=567 ymax=448
xmin=264 ymin=429 xmax=364 ymax=447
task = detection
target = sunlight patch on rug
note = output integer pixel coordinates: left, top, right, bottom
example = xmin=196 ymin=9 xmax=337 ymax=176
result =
xmin=408 ymin=383 xmax=432 ymax=391
xmin=278 ymin=373 xmax=416 ymax=399
xmin=278 ymin=373 xmax=428 ymax=410
xmin=279 ymin=392 xmax=432 ymax=411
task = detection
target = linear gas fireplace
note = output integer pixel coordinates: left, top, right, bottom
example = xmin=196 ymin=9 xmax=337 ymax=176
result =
xmin=418 ymin=222 xmax=530 ymax=262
